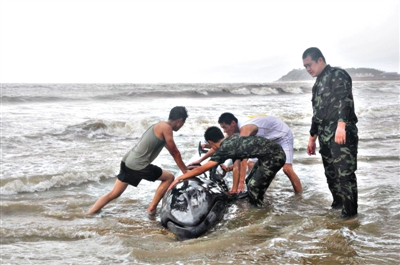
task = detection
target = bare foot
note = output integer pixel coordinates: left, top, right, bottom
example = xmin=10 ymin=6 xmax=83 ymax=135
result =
xmin=146 ymin=209 xmax=156 ymax=216
xmin=146 ymin=209 xmax=156 ymax=220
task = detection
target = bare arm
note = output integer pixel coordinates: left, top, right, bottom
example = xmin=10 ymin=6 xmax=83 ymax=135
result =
xmin=189 ymin=148 xmax=216 ymax=165
xmin=159 ymin=123 xmax=188 ymax=174
xmin=240 ymin=124 xmax=258 ymax=136
xmin=168 ymin=160 xmax=219 ymax=190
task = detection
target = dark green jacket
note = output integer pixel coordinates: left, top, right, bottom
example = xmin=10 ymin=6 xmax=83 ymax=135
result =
xmin=210 ymin=136 xmax=284 ymax=164
xmin=310 ymin=65 xmax=358 ymax=140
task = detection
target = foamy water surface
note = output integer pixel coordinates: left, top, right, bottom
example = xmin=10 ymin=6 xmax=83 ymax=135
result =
xmin=1 ymin=81 xmax=399 ymax=264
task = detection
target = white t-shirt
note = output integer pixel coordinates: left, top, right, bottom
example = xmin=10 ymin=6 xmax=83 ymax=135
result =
xmin=237 ymin=114 xmax=294 ymax=164
xmin=237 ymin=114 xmax=293 ymax=141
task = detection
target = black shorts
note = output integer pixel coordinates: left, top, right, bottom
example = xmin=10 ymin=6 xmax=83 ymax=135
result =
xmin=116 ymin=161 xmax=163 ymax=187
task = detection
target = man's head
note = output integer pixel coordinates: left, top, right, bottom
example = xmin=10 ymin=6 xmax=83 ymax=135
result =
xmin=218 ymin=112 xmax=239 ymax=136
xmin=169 ymin=106 xmax=188 ymax=131
xmin=302 ymin=47 xmax=327 ymax=77
xmin=204 ymin=126 xmax=224 ymax=150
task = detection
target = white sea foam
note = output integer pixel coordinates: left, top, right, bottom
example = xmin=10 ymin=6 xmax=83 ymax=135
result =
xmin=231 ymin=87 xmax=252 ymax=95
xmin=250 ymin=87 xmax=279 ymax=95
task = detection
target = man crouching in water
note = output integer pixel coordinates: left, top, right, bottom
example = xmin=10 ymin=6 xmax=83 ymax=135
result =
xmin=169 ymin=126 xmax=285 ymax=207
xmin=87 ymin=106 xmax=189 ymax=215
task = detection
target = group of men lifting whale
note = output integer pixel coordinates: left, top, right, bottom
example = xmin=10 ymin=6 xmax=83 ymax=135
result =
xmin=88 ymin=47 xmax=359 ymax=220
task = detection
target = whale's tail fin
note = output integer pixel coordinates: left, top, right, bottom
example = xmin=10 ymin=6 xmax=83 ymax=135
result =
xmin=198 ymin=141 xmax=209 ymax=156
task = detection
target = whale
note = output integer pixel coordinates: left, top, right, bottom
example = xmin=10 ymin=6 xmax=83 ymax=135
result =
xmin=160 ymin=142 xmax=247 ymax=240
xmin=160 ymin=172 xmax=229 ymax=240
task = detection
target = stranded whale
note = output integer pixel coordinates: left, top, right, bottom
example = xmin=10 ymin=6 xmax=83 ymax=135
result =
xmin=160 ymin=142 xmax=247 ymax=240
xmin=160 ymin=173 xmax=229 ymax=240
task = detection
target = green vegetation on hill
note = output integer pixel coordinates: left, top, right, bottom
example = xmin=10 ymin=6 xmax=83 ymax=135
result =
xmin=277 ymin=67 xmax=399 ymax=81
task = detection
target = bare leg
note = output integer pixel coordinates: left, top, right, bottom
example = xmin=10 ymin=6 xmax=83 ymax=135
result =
xmin=247 ymin=160 xmax=255 ymax=173
xmin=146 ymin=169 xmax=174 ymax=214
xmin=237 ymin=160 xmax=247 ymax=193
xmin=87 ymin=179 xmax=128 ymax=214
xmin=230 ymin=160 xmax=241 ymax=193
xmin=235 ymin=160 xmax=256 ymax=193
xmin=282 ymin=163 xmax=302 ymax=193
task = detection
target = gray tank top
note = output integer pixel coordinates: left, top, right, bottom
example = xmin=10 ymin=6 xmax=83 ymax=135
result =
xmin=122 ymin=124 xmax=166 ymax=170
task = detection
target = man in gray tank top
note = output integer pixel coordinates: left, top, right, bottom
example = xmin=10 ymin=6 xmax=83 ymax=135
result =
xmin=88 ymin=106 xmax=189 ymax=216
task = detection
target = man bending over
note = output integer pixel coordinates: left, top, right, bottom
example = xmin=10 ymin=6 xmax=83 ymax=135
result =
xmin=169 ymin=126 xmax=285 ymax=207
xmin=88 ymin=106 xmax=189 ymax=215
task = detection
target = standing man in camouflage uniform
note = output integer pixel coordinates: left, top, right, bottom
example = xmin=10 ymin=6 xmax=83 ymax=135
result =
xmin=169 ymin=126 xmax=286 ymax=207
xmin=302 ymin=47 xmax=358 ymax=219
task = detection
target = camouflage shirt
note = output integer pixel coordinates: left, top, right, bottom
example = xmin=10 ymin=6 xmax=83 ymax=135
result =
xmin=310 ymin=65 xmax=358 ymax=140
xmin=209 ymin=135 xmax=284 ymax=164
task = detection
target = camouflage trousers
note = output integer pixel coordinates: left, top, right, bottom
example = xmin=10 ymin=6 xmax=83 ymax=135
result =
xmin=319 ymin=129 xmax=358 ymax=218
xmin=245 ymin=150 xmax=286 ymax=207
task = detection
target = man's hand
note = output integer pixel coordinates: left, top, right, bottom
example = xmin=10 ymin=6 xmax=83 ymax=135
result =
xmin=220 ymin=164 xmax=233 ymax=172
xmin=168 ymin=177 xmax=182 ymax=191
xmin=335 ymin=122 xmax=346 ymax=145
xmin=201 ymin=143 xmax=211 ymax=149
xmin=307 ymin=135 xmax=317 ymax=155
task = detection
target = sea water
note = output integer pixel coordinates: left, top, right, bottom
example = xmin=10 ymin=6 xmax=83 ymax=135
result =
xmin=1 ymin=81 xmax=399 ymax=264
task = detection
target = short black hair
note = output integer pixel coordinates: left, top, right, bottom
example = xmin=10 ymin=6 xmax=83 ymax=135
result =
xmin=168 ymin=106 xmax=188 ymax=121
xmin=302 ymin=47 xmax=326 ymax=63
xmin=218 ymin=112 xmax=238 ymax=124
xmin=204 ymin=126 xmax=224 ymax=143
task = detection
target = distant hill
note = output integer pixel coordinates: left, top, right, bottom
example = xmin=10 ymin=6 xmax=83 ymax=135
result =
xmin=277 ymin=68 xmax=400 ymax=81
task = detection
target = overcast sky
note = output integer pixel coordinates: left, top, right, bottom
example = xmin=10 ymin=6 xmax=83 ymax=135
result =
xmin=0 ymin=0 xmax=398 ymax=83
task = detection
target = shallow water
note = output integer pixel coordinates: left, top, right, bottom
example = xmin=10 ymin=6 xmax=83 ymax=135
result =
xmin=1 ymin=81 xmax=399 ymax=264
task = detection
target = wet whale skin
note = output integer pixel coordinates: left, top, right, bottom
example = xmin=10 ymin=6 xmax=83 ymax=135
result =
xmin=160 ymin=176 xmax=229 ymax=240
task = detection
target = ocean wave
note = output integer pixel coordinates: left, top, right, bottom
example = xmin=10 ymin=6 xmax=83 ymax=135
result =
xmin=358 ymin=155 xmax=400 ymax=162
xmin=63 ymin=120 xmax=128 ymax=139
xmin=353 ymin=81 xmax=400 ymax=92
xmin=357 ymin=104 xmax=399 ymax=119
xmin=1 ymin=95 xmax=79 ymax=104
xmin=57 ymin=119 xmax=157 ymax=140
xmin=0 ymin=170 xmax=114 ymax=195
xmin=1 ymin=83 xmax=315 ymax=104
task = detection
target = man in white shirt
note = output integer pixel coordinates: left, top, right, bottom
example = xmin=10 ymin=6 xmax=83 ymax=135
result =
xmin=192 ymin=113 xmax=302 ymax=194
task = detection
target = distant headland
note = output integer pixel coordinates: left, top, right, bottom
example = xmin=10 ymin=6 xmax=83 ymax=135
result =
xmin=277 ymin=68 xmax=400 ymax=81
